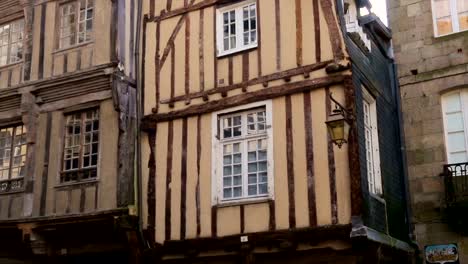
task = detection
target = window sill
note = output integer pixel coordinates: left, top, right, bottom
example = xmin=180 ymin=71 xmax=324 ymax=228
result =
xmin=435 ymin=28 xmax=468 ymax=38
xmin=53 ymin=41 xmax=94 ymax=55
xmin=217 ymin=45 xmax=258 ymax=59
xmin=215 ymin=196 xmax=272 ymax=208
xmin=0 ymin=61 xmax=23 ymax=71
xmin=0 ymin=188 xmax=24 ymax=196
xmin=55 ymin=179 xmax=99 ymax=189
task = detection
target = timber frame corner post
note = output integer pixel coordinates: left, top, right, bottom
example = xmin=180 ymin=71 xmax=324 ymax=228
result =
xmin=344 ymin=75 xmax=363 ymax=217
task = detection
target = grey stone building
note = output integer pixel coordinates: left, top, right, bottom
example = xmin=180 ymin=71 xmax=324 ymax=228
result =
xmin=388 ymin=0 xmax=468 ymax=261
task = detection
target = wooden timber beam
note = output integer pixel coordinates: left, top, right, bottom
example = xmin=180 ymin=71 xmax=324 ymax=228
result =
xmin=320 ymin=0 xmax=345 ymax=61
xmin=160 ymin=60 xmax=333 ymax=105
xmin=161 ymin=224 xmax=351 ymax=256
xmin=142 ymin=74 xmax=347 ymax=128
xmin=150 ymin=0 xmax=218 ymax=22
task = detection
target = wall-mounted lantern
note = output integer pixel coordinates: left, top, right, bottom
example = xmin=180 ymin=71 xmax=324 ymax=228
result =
xmin=325 ymin=93 xmax=353 ymax=148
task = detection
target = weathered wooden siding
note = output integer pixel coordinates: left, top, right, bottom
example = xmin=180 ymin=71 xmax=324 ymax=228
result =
xmin=0 ymin=0 xmax=126 ymax=89
xmin=0 ymin=0 xmax=139 ymax=224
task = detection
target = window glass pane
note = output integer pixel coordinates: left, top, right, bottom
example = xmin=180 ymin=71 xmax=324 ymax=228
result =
xmin=233 ymin=186 xmax=242 ymax=197
xmin=435 ymin=0 xmax=451 ymax=18
xmin=223 ymin=12 xmax=229 ymax=25
xmin=459 ymin=12 xmax=468 ymax=30
xmin=259 ymin=183 xmax=268 ymax=194
xmin=434 ymin=0 xmax=453 ymax=35
xmin=446 ymin=112 xmax=465 ymax=132
xmin=244 ymin=20 xmax=249 ymax=32
xmin=223 ymin=38 xmax=229 ymax=51
xmin=444 ymin=93 xmax=462 ymax=113
xmin=251 ymin=31 xmax=256 ymax=43
xmin=248 ymin=185 xmax=257 ymax=195
xmin=458 ymin=0 xmax=468 ymax=12
xmin=450 ymin=151 xmax=467 ymax=163
xmin=230 ymin=10 xmax=235 ymax=23
xmin=244 ymin=32 xmax=249 ymax=46
xmin=448 ymin=131 xmax=467 ymax=152
xmin=437 ymin=17 xmax=454 ymax=35
xmin=223 ymin=188 xmax=232 ymax=198
xmin=230 ymin=36 xmax=236 ymax=49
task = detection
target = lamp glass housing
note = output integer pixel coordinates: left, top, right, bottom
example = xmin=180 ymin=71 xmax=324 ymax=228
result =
xmin=326 ymin=114 xmax=351 ymax=148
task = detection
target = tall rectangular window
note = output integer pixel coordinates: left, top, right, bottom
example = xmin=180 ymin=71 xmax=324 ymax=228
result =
xmin=0 ymin=124 xmax=27 ymax=193
xmin=0 ymin=19 xmax=24 ymax=67
xmin=442 ymin=91 xmax=468 ymax=164
xmin=362 ymin=89 xmax=382 ymax=196
xmin=62 ymin=109 xmax=99 ymax=183
xmin=432 ymin=0 xmax=468 ymax=36
xmin=216 ymin=0 xmax=257 ymax=56
xmin=212 ymin=102 xmax=274 ymax=204
xmin=59 ymin=0 xmax=94 ymax=49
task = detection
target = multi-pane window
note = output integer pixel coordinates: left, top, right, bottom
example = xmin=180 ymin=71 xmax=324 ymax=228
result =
xmin=59 ymin=0 xmax=94 ymax=49
xmin=217 ymin=0 xmax=257 ymax=56
xmin=362 ymin=89 xmax=382 ymax=196
xmin=0 ymin=19 xmax=24 ymax=66
xmin=432 ymin=0 xmax=468 ymax=36
xmin=213 ymin=103 xmax=273 ymax=203
xmin=442 ymin=91 xmax=468 ymax=164
xmin=62 ymin=109 xmax=99 ymax=183
xmin=0 ymin=125 xmax=27 ymax=193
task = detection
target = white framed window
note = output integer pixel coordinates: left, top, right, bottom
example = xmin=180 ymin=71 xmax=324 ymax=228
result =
xmin=211 ymin=101 xmax=274 ymax=205
xmin=362 ymin=88 xmax=382 ymax=196
xmin=0 ymin=19 xmax=24 ymax=67
xmin=431 ymin=0 xmax=468 ymax=37
xmin=441 ymin=90 xmax=468 ymax=164
xmin=59 ymin=0 xmax=94 ymax=49
xmin=216 ymin=0 xmax=258 ymax=57
xmin=61 ymin=108 xmax=100 ymax=183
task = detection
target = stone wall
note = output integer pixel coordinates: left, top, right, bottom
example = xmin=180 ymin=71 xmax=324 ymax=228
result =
xmin=387 ymin=0 xmax=468 ymax=260
xmin=387 ymin=0 xmax=468 ymax=85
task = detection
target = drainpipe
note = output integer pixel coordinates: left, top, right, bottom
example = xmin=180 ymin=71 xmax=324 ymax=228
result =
xmin=134 ymin=0 xmax=145 ymax=251
xmin=393 ymin=62 xmax=419 ymax=255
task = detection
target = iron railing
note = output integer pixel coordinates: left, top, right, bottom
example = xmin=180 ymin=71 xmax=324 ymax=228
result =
xmin=443 ymin=162 xmax=468 ymax=205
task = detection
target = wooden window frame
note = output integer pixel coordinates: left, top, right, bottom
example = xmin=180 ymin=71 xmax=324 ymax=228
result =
xmin=211 ymin=100 xmax=274 ymax=206
xmin=362 ymin=88 xmax=382 ymax=196
xmin=0 ymin=124 xmax=27 ymax=194
xmin=57 ymin=0 xmax=94 ymax=50
xmin=441 ymin=89 xmax=468 ymax=165
xmin=431 ymin=0 xmax=468 ymax=37
xmin=216 ymin=0 xmax=258 ymax=57
xmin=0 ymin=19 xmax=24 ymax=67
xmin=60 ymin=108 xmax=100 ymax=184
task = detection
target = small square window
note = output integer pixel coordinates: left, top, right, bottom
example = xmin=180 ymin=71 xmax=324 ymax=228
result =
xmin=216 ymin=0 xmax=258 ymax=56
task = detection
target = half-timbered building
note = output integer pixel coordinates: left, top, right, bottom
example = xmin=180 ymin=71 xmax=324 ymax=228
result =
xmin=141 ymin=0 xmax=415 ymax=263
xmin=0 ymin=0 xmax=139 ymax=263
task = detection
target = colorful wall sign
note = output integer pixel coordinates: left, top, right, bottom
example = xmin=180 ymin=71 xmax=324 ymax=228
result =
xmin=425 ymin=244 xmax=459 ymax=264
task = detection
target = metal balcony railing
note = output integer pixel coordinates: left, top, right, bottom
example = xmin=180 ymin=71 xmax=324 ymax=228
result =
xmin=443 ymin=162 xmax=468 ymax=205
